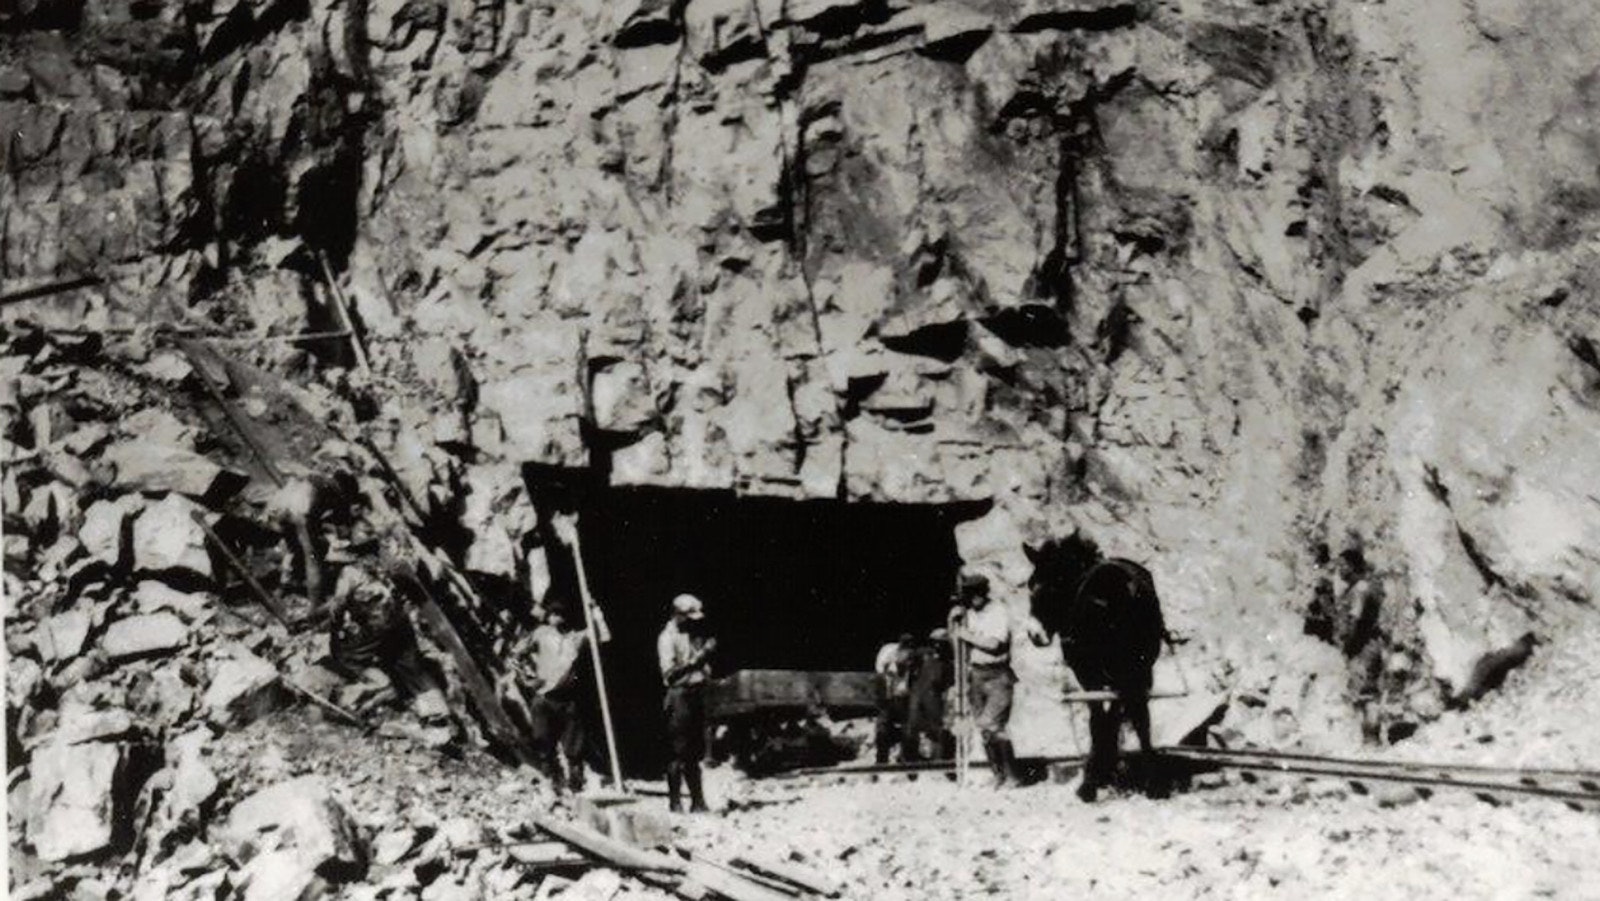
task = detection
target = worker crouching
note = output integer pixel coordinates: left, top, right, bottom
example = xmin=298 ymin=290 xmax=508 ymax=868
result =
xmin=658 ymin=594 xmax=717 ymax=813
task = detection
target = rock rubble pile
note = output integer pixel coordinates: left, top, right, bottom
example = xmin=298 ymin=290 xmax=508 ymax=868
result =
xmin=0 ymin=324 xmax=598 ymax=898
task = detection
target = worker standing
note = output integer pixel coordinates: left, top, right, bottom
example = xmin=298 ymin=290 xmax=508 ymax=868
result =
xmin=511 ymin=600 xmax=610 ymax=794
xmin=949 ymin=574 xmax=1050 ymax=787
xmin=903 ymin=627 xmax=954 ymax=762
xmin=658 ymin=594 xmax=717 ymax=813
xmin=873 ymin=633 xmax=915 ymax=764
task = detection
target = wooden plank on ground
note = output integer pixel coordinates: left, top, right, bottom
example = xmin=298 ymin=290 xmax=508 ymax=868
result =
xmin=685 ymin=862 xmax=803 ymax=901
xmin=532 ymin=815 xmax=684 ymax=873
xmin=730 ymin=856 xmax=840 ymax=897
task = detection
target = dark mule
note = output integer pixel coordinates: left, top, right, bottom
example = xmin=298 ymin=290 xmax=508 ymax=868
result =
xmin=1026 ymin=535 xmax=1165 ymax=801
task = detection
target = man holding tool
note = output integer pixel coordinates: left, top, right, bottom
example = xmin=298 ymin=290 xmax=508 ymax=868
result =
xmin=658 ymin=594 xmax=717 ymax=812
xmin=509 ymin=599 xmax=609 ymax=793
xmin=949 ymin=574 xmax=1050 ymax=788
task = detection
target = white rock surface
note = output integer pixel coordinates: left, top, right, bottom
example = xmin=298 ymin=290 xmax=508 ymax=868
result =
xmin=203 ymin=650 xmax=282 ymax=725
xmin=101 ymin=612 xmax=190 ymax=659
xmin=131 ymin=495 xmax=213 ymax=578
xmin=26 ymin=741 xmax=123 ymax=862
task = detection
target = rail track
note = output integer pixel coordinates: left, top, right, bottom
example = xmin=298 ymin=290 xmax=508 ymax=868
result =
xmin=771 ymin=746 xmax=1600 ymax=809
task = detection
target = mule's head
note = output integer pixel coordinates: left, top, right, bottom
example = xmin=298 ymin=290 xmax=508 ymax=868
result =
xmin=1023 ymin=532 xmax=1103 ymax=636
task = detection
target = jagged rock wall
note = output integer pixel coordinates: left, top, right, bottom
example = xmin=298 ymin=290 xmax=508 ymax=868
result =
xmin=6 ymin=0 xmax=1600 ymax=741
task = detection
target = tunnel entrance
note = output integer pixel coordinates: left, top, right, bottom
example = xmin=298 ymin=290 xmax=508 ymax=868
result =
xmin=544 ymin=484 xmax=983 ymax=777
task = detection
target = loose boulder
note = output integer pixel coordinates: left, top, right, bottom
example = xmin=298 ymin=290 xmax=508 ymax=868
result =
xmin=79 ymin=497 xmax=140 ymax=567
xmin=103 ymin=443 xmax=248 ymax=501
xmin=131 ymin=495 xmax=213 ymax=579
xmin=35 ymin=609 xmax=91 ymax=662
xmin=102 ymin=612 xmax=190 ymax=660
xmin=26 ymin=741 xmax=124 ymax=862
xmin=202 ymin=650 xmax=282 ymax=725
xmin=235 ymin=848 xmax=323 ymax=901
xmin=132 ymin=580 xmax=214 ymax=623
xmin=50 ymin=701 xmax=136 ymax=745
xmin=216 ymin=777 xmax=366 ymax=886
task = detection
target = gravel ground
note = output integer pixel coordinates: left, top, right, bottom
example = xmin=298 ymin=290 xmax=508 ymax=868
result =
xmin=224 ymin=710 xmax=1600 ymax=900
xmin=681 ymin=773 xmax=1600 ymax=900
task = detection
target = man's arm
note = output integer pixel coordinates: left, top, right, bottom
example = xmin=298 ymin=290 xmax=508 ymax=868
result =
xmin=955 ymin=628 xmax=1008 ymax=655
xmin=1025 ymin=615 xmax=1054 ymax=648
xmin=576 ymin=606 xmax=612 ymax=645
xmin=662 ymin=637 xmax=717 ymax=686
xmin=954 ymin=612 xmax=1009 ymax=655
xmin=657 ymin=629 xmax=675 ymax=682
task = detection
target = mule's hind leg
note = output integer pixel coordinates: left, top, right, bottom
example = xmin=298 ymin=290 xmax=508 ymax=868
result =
xmin=1079 ymin=702 xmax=1118 ymax=802
xmin=1128 ymin=695 xmax=1153 ymax=754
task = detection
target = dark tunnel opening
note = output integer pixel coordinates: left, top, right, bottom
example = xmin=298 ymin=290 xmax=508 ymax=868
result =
xmin=534 ymin=483 xmax=985 ymax=778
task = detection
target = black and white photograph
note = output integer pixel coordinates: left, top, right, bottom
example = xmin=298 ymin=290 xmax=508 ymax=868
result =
xmin=3 ymin=0 xmax=1599 ymax=897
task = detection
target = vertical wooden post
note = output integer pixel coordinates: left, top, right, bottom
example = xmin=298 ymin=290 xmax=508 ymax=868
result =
xmin=950 ymin=621 xmax=969 ymax=787
xmin=316 ymin=251 xmax=371 ymax=374
xmin=561 ymin=518 xmax=626 ymax=792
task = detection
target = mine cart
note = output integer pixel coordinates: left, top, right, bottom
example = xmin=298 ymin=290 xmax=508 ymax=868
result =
xmin=704 ymin=669 xmax=881 ymax=774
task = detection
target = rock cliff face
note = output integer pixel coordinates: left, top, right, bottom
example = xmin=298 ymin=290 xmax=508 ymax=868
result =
xmin=6 ymin=0 xmax=1600 ymax=741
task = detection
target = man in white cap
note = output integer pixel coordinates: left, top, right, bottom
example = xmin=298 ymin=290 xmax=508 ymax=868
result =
xmin=658 ymin=594 xmax=717 ymax=812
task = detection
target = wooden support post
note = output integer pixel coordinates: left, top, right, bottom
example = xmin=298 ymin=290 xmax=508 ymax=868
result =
xmin=555 ymin=515 xmax=625 ymax=792
xmin=0 ymin=274 xmax=103 ymax=307
xmin=949 ymin=616 xmax=971 ymax=787
xmin=179 ymin=340 xmax=285 ymax=488
xmin=192 ymin=512 xmax=292 ymax=626
xmin=316 ymin=251 xmax=371 ymax=374
xmin=400 ymin=568 xmax=539 ymax=766
xmin=282 ymin=677 xmax=370 ymax=730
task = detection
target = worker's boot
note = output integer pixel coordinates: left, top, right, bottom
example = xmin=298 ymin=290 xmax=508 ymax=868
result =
xmin=685 ymin=763 xmax=708 ymax=813
xmin=984 ymin=739 xmax=1010 ymax=788
xmin=995 ymin=739 xmax=1023 ymax=787
xmin=539 ymin=753 xmax=564 ymax=793
xmin=666 ymin=762 xmax=684 ymax=813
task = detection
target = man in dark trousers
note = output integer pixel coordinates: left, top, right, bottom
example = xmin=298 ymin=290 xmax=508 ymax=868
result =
xmin=658 ymin=594 xmax=716 ymax=812
xmin=903 ymin=628 xmax=954 ymax=761
xmin=509 ymin=600 xmax=609 ymax=793
xmin=950 ymin=574 xmax=1050 ymax=787
xmin=873 ymin=632 xmax=915 ymax=764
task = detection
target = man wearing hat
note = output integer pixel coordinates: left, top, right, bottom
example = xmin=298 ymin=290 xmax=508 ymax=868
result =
xmin=873 ymin=633 xmax=916 ymax=764
xmin=949 ymin=574 xmax=1049 ymax=786
xmin=658 ymin=594 xmax=717 ymax=812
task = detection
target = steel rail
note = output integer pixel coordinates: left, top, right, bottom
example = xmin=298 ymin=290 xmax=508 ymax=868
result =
xmin=1159 ymin=747 xmax=1600 ymax=805
xmin=1164 ymin=744 xmax=1600 ymax=782
xmin=771 ymin=747 xmax=1600 ymax=807
xmin=1159 ymin=746 xmax=1600 ymax=793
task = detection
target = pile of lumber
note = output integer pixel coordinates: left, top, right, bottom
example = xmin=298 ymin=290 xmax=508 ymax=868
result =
xmin=527 ymin=814 xmax=842 ymax=901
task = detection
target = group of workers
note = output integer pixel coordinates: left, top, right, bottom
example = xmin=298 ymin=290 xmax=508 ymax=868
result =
xmin=877 ymin=573 xmax=1051 ymax=787
xmin=496 ymin=568 xmax=1070 ymax=805
xmin=501 ymin=591 xmax=717 ymax=813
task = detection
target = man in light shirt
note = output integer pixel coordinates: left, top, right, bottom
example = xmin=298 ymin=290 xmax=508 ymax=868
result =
xmin=509 ymin=600 xmax=608 ymax=793
xmin=873 ymin=633 xmax=915 ymax=763
xmin=950 ymin=574 xmax=1050 ymax=787
xmin=658 ymin=594 xmax=717 ymax=812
